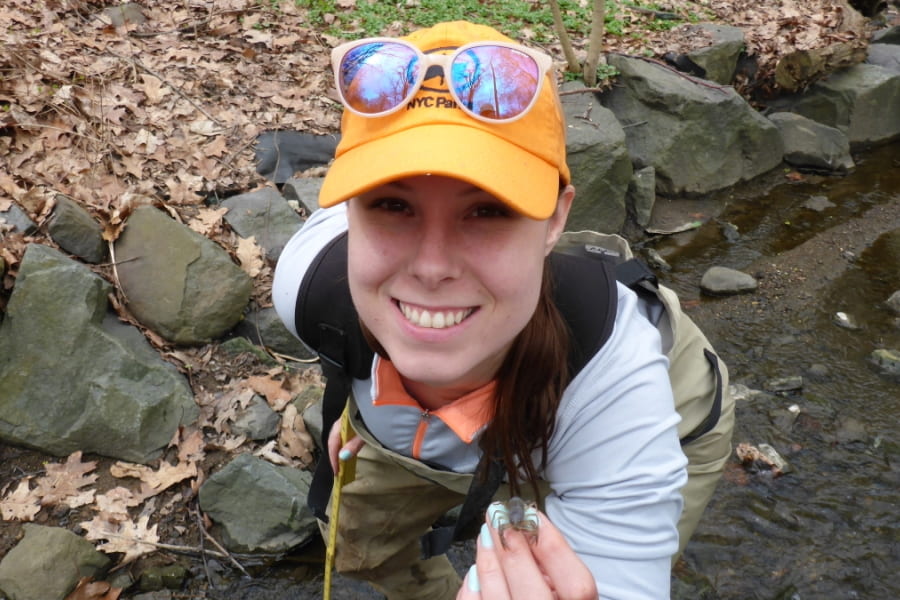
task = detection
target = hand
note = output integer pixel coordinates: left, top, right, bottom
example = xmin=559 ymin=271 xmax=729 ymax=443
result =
xmin=327 ymin=417 xmax=366 ymax=473
xmin=457 ymin=502 xmax=598 ymax=600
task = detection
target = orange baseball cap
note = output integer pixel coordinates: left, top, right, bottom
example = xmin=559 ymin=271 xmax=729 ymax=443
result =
xmin=318 ymin=21 xmax=570 ymax=220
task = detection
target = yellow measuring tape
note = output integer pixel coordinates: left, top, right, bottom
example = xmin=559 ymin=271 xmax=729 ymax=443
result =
xmin=323 ymin=404 xmax=356 ymax=600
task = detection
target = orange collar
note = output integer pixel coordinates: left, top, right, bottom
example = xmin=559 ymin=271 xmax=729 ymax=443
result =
xmin=372 ymin=357 xmax=495 ymax=443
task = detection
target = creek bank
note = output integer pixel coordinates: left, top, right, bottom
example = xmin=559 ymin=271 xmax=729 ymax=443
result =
xmin=2 ymin=24 xmax=900 ymax=600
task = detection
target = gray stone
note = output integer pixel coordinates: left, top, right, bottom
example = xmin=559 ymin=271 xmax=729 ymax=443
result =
xmin=775 ymin=63 xmax=900 ymax=146
xmin=600 ymin=55 xmax=783 ymax=196
xmin=103 ymin=2 xmax=146 ymax=27
xmin=700 ymin=265 xmax=758 ymax=295
xmin=765 ymin=376 xmax=804 ymax=394
xmin=867 ymin=43 xmax=900 ymax=74
xmin=0 ymin=202 xmax=36 ymax=235
xmin=0 ymin=244 xmax=197 ymax=462
xmin=682 ymin=23 xmax=746 ymax=84
xmin=0 ymin=524 xmax=110 ymax=600
xmin=560 ymin=82 xmax=632 ymax=232
xmin=255 ymin=131 xmax=339 ymax=183
xmin=768 ymin=112 xmax=854 ymax=172
xmin=886 ymin=290 xmax=900 ymax=314
xmin=872 ymin=25 xmax=900 ymax=45
xmin=869 ymin=348 xmax=900 ymax=378
xmin=198 ymin=453 xmax=318 ymax=553
xmin=233 ymin=306 xmax=314 ymax=359
xmin=232 ymin=395 xmax=280 ymax=440
xmin=301 ymin=395 xmax=324 ymax=453
xmin=47 ymin=195 xmax=108 ymax=263
xmin=833 ymin=311 xmax=861 ymax=330
xmin=282 ymin=177 xmax=324 ymax=216
xmin=627 ymin=166 xmax=656 ymax=227
xmin=801 ymin=195 xmax=836 ymax=211
xmin=114 ymin=206 xmax=252 ymax=344
xmin=222 ymin=188 xmax=303 ymax=261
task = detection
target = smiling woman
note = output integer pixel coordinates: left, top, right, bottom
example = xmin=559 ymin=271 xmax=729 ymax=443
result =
xmin=272 ymin=20 xmax=690 ymax=600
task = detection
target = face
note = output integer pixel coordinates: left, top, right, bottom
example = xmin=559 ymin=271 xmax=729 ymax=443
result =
xmin=347 ymin=175 xmax=573 ymax=404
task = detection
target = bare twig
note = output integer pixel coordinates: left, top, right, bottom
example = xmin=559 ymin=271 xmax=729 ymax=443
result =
xmin=194 ymin=505 xmax=251 ymax=577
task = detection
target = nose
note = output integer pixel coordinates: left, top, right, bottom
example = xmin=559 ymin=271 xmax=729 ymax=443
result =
xmin=407 ymin=218 xmax=461 ymax=287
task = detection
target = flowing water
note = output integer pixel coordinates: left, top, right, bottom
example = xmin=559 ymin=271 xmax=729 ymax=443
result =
xmin=663 ymin=142 xmax=900 ymax=600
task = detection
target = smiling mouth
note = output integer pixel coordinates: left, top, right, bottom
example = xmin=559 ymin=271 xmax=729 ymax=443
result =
xmin=397 ymin=301 xmax=475 ymax=329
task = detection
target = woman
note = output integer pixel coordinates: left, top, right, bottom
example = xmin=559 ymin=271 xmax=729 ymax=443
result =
xmin=273 ymin=21 xmax=688 ymax=600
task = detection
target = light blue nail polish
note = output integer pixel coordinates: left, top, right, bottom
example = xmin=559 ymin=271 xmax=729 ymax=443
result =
xmin=339 ymin=449 xmax=352 ymax=461
xmin=467 ymin=564 xmax=480 ymax=593
xmin=479 ymin=522 xmax=493 ymax=549
xmin=486 ymin=501 xmax=507 ymax=527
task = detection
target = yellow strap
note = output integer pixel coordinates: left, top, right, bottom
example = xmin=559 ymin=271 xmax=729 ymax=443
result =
xmin=323 ymin=405 xmax=356 ymax=599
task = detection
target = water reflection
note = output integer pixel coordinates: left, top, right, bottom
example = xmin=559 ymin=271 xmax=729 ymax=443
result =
xmin=665 ymin=143 xmax=900 ymax=599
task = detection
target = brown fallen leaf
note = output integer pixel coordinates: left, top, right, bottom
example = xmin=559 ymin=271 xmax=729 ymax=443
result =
xmin=64 ymin=577 xmax=122 ymax=600
xmin=80 ymin=513 xmax=160 ymax=565
xmin=33 ymin=451 xmax=98 ymax=509
xmin=277 ymin=403 xmax=315 ymax=467
xmin=109 ymin=460 xmax=198 ymax=499
xmin=0 ymin=479 xmax=42 ymax=521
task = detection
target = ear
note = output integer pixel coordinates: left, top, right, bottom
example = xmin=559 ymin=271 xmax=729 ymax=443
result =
xmin=544 ymin=184 xmax=575 ymax=255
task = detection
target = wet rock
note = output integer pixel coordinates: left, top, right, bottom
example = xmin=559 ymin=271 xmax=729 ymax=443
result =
xmin=833 ymin=311 xmax=862 ymax=330
xmin=103 ymin=2 xmax=146 ymax=27
xmin=232 ymin=306 xmax=314 ymax=359
xmin=802 ymin=195 xmax=837 ymax=211
xmin=46 ymin=195 xmax=108 ymax=264
xmin=869 ymin=348 xmax=900 ymax=378
xmin=735 ymin=442 xmax=791 ymax=476
xmin=198 ymin=453 xmax=317 ymax=553
xmin=221 ymin=188 xmax=303 ymax=261
xmin=114 ymin=206 xmax=252 ymax=344
xmin=768 ymin=112 xmax=854 ymax=172
xmin=0 ymin=524 xmax=111 ymax=600
xmin=642 ymin=247 xmax=671 ymax=271
xmin=560 ymin=81 xmax=632 ymax=232
xmin=137 ymin=564 xmax=189 ymax=592
xmin=866 ymin=43 xmax=900 ymax=74
xmin=719 ymin=221 xmax=740 ymax=242
xmin=806 ymin=363 xmax=831 ymax=379
xmin=872 ymin=25 xmax=900 ymax=45
xmin=255 ymin=131 xmax=339 ymax=184
xmin=627 ymin=166 xmax=656 ymax=227
xmin=834 ymin=415 xmax=868 ymax=444
xmin=765 ymin=376 xmax=804 ymax=394
xmin=699 ymin=266 xmax=758 ymax=295
xmin=0 ymin=244 xmax=197 ymax=462
xmin=885 ymin=290 xmax=900 ymax=314
xmin=231 ymin=394 xmax=280 ymax=441
xmin=600 ymin=54 xmax=782 ymax=196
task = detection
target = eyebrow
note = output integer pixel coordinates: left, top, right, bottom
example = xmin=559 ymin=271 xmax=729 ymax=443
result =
xmin=381 ymin=180 xmax=492 ymax=197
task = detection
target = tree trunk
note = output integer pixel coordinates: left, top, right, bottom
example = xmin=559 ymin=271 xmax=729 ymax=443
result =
xmin=548 ymin=0 xmax=581 ymax=74
xmin=583 ymin=0 xmax=606 ymax=87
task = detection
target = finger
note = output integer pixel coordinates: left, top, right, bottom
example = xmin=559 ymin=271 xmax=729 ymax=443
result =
xmin=473 ymin=522 xmax=511 ymax=599
xmin=485 ymin=503 xmax=553 ymax=600
xmin=527 ymin=510 xmax=598 ymax=600
xmin=456 ymin=564 xmax=482 ymax=600
xmin=341 ymin=435 xmax=365 ymax=460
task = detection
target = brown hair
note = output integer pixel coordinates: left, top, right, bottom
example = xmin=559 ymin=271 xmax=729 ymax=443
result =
xmin=478 ymin=258 xmax=570 ymax=498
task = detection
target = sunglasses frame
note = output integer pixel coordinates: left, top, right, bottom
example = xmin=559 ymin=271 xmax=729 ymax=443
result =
xmin=331 ymin=37 xmax=554 ymax=123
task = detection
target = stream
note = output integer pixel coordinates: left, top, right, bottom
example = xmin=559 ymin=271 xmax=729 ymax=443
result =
xmin=202 ymin=142 xmax=899 ymax=600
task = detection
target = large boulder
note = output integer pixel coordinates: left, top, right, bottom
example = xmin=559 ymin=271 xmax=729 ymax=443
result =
xmin=561 ymin=82 xmax=633 ymax=232
xmin=0 ymin=244 xmax=197 ymax=463
xmin=222 ymin=187 xmax=303 ymax=261
xmin=680 ymin=23 xmax=746 ymax=85
xmin=114 ymin=205 xmax=252 ymax=344
xmin=599 ymin=54 xmax=783 ymax=196
xmin=768 ymin=112 xmax=854 ymax=172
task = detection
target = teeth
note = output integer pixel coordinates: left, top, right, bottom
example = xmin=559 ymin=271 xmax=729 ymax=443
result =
xmin=399 ymin=303 xmax=473 ymax=329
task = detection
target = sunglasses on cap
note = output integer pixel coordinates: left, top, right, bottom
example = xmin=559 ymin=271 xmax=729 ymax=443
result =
xmin=331 ymin=38 xmax=553 ymax=123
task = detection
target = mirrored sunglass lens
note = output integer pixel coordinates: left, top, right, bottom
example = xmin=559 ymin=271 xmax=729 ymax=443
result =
xmin=338 ymin=42 xmax=420 ymax=114
xmin=450 ymin=46 xmax=540 ymax=120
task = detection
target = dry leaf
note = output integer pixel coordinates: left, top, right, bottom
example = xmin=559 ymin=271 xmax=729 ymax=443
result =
xmin=64 ymin=577 xmax=122 ymax=600
xmin=0 ymin=479 xmax=41 ymax=521
xmin=236 ymin=235 xmax=265 ymax=277
xmin=33 ymin=451 xmax=98 ymax=509
xmin=81 ymin=513 xmax=160 ymax=565
xmin=277 ymin=404 xmax=315 ymax=467
xmin=109 ymin=460 xmax=198 ymax=498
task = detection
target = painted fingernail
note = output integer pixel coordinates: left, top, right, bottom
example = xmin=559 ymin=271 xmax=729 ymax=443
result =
xmin=467 ymin=564 xmax=480 ymax=593
xmin=339 ymin=448 xmax=353 ymax=461
xmin=479 ymin=522 xmax=493 ymax=549
xmin=486 ymin=501 xmax=507 ymax=526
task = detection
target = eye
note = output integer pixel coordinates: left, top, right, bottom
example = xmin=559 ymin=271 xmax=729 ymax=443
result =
xmin=469 ymin=203 xmax=512 ymax=219
xmin=370 ymin=197 xmax=413 ymax=215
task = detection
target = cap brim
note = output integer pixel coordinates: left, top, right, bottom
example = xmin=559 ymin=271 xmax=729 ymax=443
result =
xmin=318 ymin=123 xmax=559 ymax=220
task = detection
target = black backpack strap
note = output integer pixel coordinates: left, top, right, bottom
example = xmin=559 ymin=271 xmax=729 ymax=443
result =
xmin=420 ymin=455 xmax=504 ymax=558
xmin=294 ymin=232 xmax=374 ymax=522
